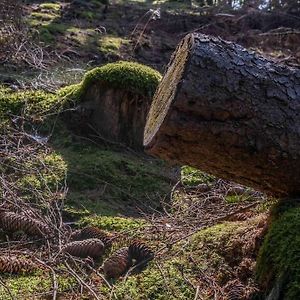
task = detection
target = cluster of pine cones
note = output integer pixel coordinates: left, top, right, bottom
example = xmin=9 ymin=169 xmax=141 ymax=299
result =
xmin=0 ymin=256 xmax=40 ymax=274
xmin=0 ymin=210 xmax=154 ymax=279
xmin=0 ymin=210 xmax=51 ymax=274
xmin=102 ymin=239 xmax=154 ymax=279
xmin=65 ymin=226 xmax=155 ymax=279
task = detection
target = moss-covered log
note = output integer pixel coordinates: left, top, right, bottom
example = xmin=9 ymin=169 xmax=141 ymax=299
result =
xmin=144 ymin=33 xmax=300 ymax=196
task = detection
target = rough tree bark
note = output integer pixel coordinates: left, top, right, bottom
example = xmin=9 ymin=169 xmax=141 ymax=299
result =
xmin=144 ymin=33 xmax=300 ymax=196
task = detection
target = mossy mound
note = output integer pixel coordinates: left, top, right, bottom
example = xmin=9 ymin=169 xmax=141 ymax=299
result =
xmin=78 ymin=61 xmax=162 ymax=98
xmin=257 ymin=200 xmax=300 ymax=299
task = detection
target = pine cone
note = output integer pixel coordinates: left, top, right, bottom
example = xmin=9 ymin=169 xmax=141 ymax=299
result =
xmin=0 ymin=256 xmax=38 ymax=274
xmin=71 ymin=226 xmax=114 ymax=248
xmin=102 ymin=247 xmax=132 ymax=279
xmin=63 ymin=238 xmax=105 ymax=259
xmin=129 ymin=240 xmax=154 ymax=264
xmin=0 ymin=211 xmax=50 ymax=237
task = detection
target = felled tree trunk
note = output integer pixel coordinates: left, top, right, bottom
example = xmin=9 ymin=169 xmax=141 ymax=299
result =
xmin=144 ymin=33 xmax=300 ymax=196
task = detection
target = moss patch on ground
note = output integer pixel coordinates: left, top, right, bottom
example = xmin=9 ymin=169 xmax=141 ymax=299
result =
xmin=99 ymin=35 xmax=130 ymax=55
xmin=39 ymin=3 xmax=61 ymax=11
xmin=53 ymin=137 xmax=172 ymax=217
xmin=79 ymin=215 xmax=146 ymax=231
xmin=0 ymin=85 xmax=62 ymax=120
xmin=181 ymin=165 xmax=215 ymax=186
xmin=257 ymin=200 xmax=300 ymax=299
xmin=0 ymin=271 xmax=76 ymax=300
xmin=28 ymin=2 xmax=61 ymax=27
xmin=27 ymin=2 xmax=64 ymax=43
xmin=15 ymin=151 xmax=67 ymax=197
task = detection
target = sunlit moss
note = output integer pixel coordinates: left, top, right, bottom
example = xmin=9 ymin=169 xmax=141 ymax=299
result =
xmin=39 ymin=3 xmax=61 ymax=11
xmin=0 ymin=271 xmax=76 ymax=299
xmin=80 ymin=61 xmax=161 ymax=97
xmin=181 ymin=166 xmax=215 ymax=186
xmin=0 ymin=86 xmax=63 ymax=120
xmin=99 ymin=36 xmax=129 ymax=55
xmin=79 ymin=215 xmax=146 ymax=231
xmin=57 ymin=61 xmax=161 ymax=106
xmin=104 ymin=260 xmax=194 ymax=300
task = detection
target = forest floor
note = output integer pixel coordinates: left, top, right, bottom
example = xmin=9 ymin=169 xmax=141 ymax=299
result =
xmin=0 ymin=0 xmax=299 ymax=299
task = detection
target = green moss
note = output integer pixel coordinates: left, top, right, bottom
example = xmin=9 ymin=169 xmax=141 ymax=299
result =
xmin=38 ymin=27 xmax=55 ymax=42
xmin=257 ymin=201 xmax=300 ymax=299
xmin=57 ymin=61 xmax=161 ymax=105
xmin=2 ymin=148 xmax=67 ymax=204
xmin=80 ymin=61 xmax=161 ymax=97
xmin=63 ymin=204 xmax=90 ymax=221
xmin=91 ymin=0 xmax=108 ymax=6
xmin=66 ymin=191 xmax=122 ymax=217
xmin=57 ymin=83 xmax=81 ymax=102
xmin=0 ymin=86 xmax=23 ymax=118
xmin=0 ymin=273 xmax=51 ymax=299
xmin=54 ymin=143 xmax=171 ymax=215
xmin=100 ymin=219 xmax=260 ymax=300
xmin=38 ymin=23 xmax=69 ymax=43
xmin=30 ymin=12 xmax=55 ymax=21
xmin=225 ymin=194 xmax=248 ymax=204
xmin=0 ymin=86 xmax=63 ymax=120
xmin=0 ymin=272 xmax=76 ymax=299
xmin=28 ymin=3 xmax=61 ymax=28
xmin=39 ymin=3 xmax=61 ymax=11
xmin=47 ymin=23 xmax=68 ymax=34
xmin=186 ymin=222 xmax=242 ymax=269
xmin=99 ymin=36 xmax=129 ymax=55
xmin=80 ymin=215 xmax=146 ymax=231
xmin=17 ymin=152 xmax=67 ymax=192
xmin=181 ymin=166 xmax=215 ymax=186
xmin=104 ymin=260 xmax=194 ymax=300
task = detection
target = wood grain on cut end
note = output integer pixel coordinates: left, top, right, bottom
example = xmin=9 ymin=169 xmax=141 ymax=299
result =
xmin=143 ymin=34 xmax=193 ymax=147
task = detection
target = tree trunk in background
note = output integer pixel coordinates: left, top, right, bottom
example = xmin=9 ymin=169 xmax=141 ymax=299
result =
xmin=144 ymin=33 xmax=300 ymax=196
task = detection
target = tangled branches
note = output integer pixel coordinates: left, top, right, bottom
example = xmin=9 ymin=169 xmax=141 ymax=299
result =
xmin=0 ymin=0 xmax=49 ymax=68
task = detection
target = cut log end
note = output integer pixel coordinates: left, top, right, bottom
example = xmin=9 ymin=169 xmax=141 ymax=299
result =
xmin=143 ymin=32 xmax=300 ymax=196
xmin=144 ymin=34 xmax=193 ymax=147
